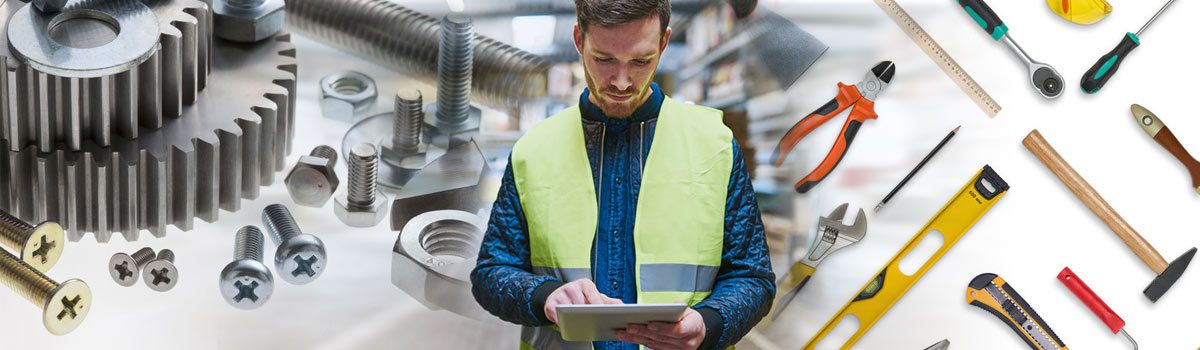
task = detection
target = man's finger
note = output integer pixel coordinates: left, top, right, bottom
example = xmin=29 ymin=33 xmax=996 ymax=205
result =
xmin=618 ymin=330 xmax=679 ymax=350
xmin=564 ymin=286 xmax=586 ymax=305
xmin=632 ymin=322 xmax=689 ymax=341
xmin=646 ymin=321 xmax=690 ymax=338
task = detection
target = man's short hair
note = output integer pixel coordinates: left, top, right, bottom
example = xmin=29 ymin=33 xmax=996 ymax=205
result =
xmin=575 ymin=0 xmax=671 ymax=37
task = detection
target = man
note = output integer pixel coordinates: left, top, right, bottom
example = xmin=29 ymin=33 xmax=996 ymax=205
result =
xmin=471 ymin=0 xmax=774 ymax=349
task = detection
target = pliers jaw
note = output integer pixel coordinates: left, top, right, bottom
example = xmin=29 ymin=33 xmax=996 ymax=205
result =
xmin=859 ymin=61 xmax=895 ymax=101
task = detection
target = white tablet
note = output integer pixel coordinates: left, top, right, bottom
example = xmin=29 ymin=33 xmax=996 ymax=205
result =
xmin=556 ymin=303 xmax=689 ymax=342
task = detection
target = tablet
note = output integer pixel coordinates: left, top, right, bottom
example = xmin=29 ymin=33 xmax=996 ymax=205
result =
xmin=556 ymin=303 xmax=688 ymax=342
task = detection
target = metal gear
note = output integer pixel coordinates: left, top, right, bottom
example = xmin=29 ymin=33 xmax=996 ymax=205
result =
xmin=0 ymin=33 xmax=297 ymax=242
xmin=0 ymin=0 xmax=212 ymax=153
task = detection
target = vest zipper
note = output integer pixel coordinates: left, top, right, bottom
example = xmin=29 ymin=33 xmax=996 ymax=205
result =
xmin=593 ymin=124 xmax=606 ymax=282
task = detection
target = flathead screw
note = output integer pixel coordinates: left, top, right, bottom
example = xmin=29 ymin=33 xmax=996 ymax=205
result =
xmin=220 ymin=226 xmax=274 ymax=309
xmin=0 ymin=210 xmax=64 ymax=272
xmin=143 ymin=249 xmax=179 ymax=292
xmin=108 ymin=247 xmax=156 ymax=287
xmin=0 ymin=248 xmax=91 ymax=335
xmin=262 ymin=204 xmax=327 ymax=284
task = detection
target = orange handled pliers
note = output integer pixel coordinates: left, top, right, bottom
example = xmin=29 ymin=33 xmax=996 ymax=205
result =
xmin=772 ymin=61 xmax=895 ymax=194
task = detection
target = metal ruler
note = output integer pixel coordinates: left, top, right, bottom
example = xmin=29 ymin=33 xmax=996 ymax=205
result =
xmin=874 ymin=0 xmax=1002 ymax=118
xmin=802 ymin=165 xmax=1009 ymax=349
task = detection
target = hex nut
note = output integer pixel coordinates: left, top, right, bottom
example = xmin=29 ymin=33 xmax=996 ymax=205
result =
xmin=321 ymin=71 xmax=378 ymax=122
xmin=213 ymin=0 xmax=286 ymax=43
xmin=334 ymin=193 xmax=389 ymax=228
xmin=285 ymin=155 xmax=340 ymax=207
xmin=391 ymin=210 xmax=488 ymax=319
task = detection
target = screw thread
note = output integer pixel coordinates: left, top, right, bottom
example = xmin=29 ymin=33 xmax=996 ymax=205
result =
xmin=0 ymin=249 xmax=56 ymax=307
xmin=394 ymin=89 xmax=424 ymax=153
xmin=156 ymin=249 xmax=176 ymax=263
xmin=309 ymin=146 xmax=339 ymax=168
xmin=131 ymin=247 xmax=157 ymax=268
xmin=284 ymin=0 xmax=550 ymax=109
xmin=262 ymin=204 xmax=302 ymax=245
xmin=225 ymin=0 xmax=266 ymax=9
xmin=347 ymin=144 xmax=379 ymax=207
xmin=437 ymin=15 xmax=475 ymax=129
xmin=234 ymin=226 xmax=265 ymax=262
xmin=0 ymin=210 xmax=34 ymax=251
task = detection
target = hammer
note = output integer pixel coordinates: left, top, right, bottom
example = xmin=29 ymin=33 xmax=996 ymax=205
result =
xmin=1024 ymin=130 xmax=1196 ymax=302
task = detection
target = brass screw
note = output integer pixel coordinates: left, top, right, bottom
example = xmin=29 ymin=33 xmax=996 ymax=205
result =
xmin=0 ymin=210 xmax=65 ymax=272
xmin=0 ymin=248 xmax=91 ymax=335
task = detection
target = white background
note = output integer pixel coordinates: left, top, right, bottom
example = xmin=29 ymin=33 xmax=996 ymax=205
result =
xmin=1 ymin=0 xmax=1198 ymax=349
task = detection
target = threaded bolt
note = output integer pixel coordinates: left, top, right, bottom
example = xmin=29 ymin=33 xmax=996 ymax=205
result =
xmin=347 ymin=144 xmax=380 ymax=208
xmin=286 ymin=146 xmax=341 ymax=208
xmin=220 ymin=225 xmax=273 ymax=309
xmin=394 ymin=89 xmax=424 ymax=154
xmin=310 ymin=146 xmax=339 ymax=168
xmin=143 ymin=248 xmax=179 ymax=292
xmin=437 ymin=15 xmax=475 ymax=129
xmin=0 ymin=210 xmax=64 ymax=272
xmin=284 ymin=0 xmax=550 ymax=109
xmin=262 ymin=204 xmax=327 ymax=285
xmin=0 ymin=248 xmax=91 ymax=335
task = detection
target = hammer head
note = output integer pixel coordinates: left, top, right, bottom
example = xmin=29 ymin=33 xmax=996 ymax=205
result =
xmin=1144 ymin=247 xmax=1196 ymax=302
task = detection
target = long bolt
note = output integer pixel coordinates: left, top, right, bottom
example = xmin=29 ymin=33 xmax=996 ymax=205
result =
xmin=0 ymin=248 xmax=91 ymax=335
xmin=0 ymin=210 xmax=64 ymax=272
xmin=437 ymin=15 xmax=475 ymax=129
xmin=261 ymin=204 xmax=326 ymax=285
xmin=285 ymin=0 xmax=549 ymax=109
xmin=310 ymin=145 xmax=339 ymax=168
xmin=394 ymin=89 xmax=424 ymax=154
xmin=347 ymin=144 xmax=380 ymax=209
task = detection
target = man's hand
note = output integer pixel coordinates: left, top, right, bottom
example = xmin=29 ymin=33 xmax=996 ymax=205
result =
xmin=615 ymin=308 xmax=707 ymax=350
xmin=543 ymin=279 xmax=623 ymax=323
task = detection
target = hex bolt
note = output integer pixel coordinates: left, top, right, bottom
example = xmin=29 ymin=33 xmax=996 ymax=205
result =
xmin=335 ymin=144 xmax=390 ymax=227
xmin=0 ymin=248 xmax=91 ymax=335
xmin=143 ymin=249 xmax=179 ymax=292
xmin=437 ymin=15 xmax=475 ymax=130
xmin=0 ymin=210 xmax=64 ymax=273
xmin=108 ymin=247 xmax=156 ymax=287
xmin=285 ymin=0 xmax=550 ymax=109
xmin=285 ymin=146 xmax=341 ymax=208
xmin=262 ymin=204 xmax=327 ymax=285
xmin=220 ymin=226 xmax=274 ymax=310
xmin=394 ymin=89 xmax=423 ymax=155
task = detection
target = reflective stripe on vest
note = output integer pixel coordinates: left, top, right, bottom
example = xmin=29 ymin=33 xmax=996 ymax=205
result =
xmin=512 ymin=97 xmax=732 ymax=350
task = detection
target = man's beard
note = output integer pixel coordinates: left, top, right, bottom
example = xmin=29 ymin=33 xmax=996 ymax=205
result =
xmin=584 ymin=72 xmax=651 ymax=118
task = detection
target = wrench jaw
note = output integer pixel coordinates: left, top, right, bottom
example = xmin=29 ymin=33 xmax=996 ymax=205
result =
xmin=1029 ymin=63 xmax=1064 ymax=99
xmin=801 ymin=203 xmax=868 ymax=267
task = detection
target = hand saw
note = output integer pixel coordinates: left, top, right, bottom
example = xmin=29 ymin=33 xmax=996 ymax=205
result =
xmin=967 ymin=273 xmax=1068 ymax=350
xmin=803 ymin=165 xmax=1009 ymax=349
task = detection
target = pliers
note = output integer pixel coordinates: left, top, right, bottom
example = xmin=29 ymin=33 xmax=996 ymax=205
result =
xmin=772 ymin=61 xmax=895 ymax=193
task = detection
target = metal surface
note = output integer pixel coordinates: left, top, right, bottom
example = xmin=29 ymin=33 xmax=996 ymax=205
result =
xmin=1 ymin=0 xmax=212 ymax=152
xmin=220 ymin=225 xmax=273 ymax=310
xmin=262 ymin=204 xmax=327 ymax=285
xmin=285 ymin=146 xmax=340 ymax=208
xmin=143 ymin=248 xmax=178 ymax=292
xmin=391 ymin=209 xmax=488 ymax=320
xmin=32 ymin=0 xmax=68 ymax=13
xmin=0 ymin=248 xmax=91 ymax=335
xmin=388 ymin=140 xmax=490 ymax=231
xmin=320 ymin=71 xmax=377 ymax=122
xmin=999 ymin=35 xmax=1063 ymax=99
xmin=213 ymin=0 xmax=284 ymax=43
xmin=1119 ymin=329 xmax=1138 ymax=350
xmin=798 ymin=204 xmax=867 ymax=268
xmin=107 ymin=247 xmax=154 ymax=287
xmin=0 ymin=32 xmax=298 ymax=242
xmin=1136 ymin=0 xmax=1176 ymax=37
xmin=924 ymin=339 xmax=949 ymax=350
xmin=335 ymin=144 xmax=389 ymax=227
xmin=285 ymin=0 xmax=550 ymax=109
xmin=0 ymin=210 xmax=63 ymax=272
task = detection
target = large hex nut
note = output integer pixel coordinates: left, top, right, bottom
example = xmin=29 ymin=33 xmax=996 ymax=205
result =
xmin=334 ymin=193 xmax=389 ymax=228
xmin=321 ymin=71 xmax=378 ymax=122
xmin=213 ymin=0 xmax=285 ymax=43
xmin=391 ymin=210 xmax=489 ymax=320
xmin=285 ymin=155 xmax=340 ymax=207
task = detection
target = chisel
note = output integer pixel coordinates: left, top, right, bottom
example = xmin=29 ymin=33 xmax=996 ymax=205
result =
xmin=1081 ymin=0 xmax=1177 ymax=93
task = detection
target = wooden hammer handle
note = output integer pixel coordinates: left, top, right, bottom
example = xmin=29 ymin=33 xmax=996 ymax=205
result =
xmin=1023 ymin=130 xmax=1169 ymax=273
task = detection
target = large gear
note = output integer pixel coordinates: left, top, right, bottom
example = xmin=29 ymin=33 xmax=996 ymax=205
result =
xmin=0 ymin=0 xmax=212 ymax=153
xmin=0 ymin=26 xmax=296 ymax=242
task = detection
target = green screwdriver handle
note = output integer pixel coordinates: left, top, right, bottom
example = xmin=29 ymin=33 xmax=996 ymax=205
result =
xmin=957 ymin=0 xmax=1008 ymax=40
xmin=1082 ymin=33 xmax=1140 ymax=94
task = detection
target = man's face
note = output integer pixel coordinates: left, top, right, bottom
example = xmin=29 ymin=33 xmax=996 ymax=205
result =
xmin=574 ymin=16 xmax=671 ymax=118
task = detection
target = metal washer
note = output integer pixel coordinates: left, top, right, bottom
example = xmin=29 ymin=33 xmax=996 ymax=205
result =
xmin=8 ymin=0 xmax=160 ymax=78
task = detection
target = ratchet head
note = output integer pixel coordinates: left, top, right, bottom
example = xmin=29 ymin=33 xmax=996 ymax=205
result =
xmin=1030 ymin=63 xmax=1064 ymax=99
xmin=803 ymin=203 xmax=868 ymax=266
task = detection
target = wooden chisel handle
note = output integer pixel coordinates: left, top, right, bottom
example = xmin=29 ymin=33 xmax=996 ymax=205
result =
xmin=1132 ymin=104 xmax=1200 ymax=192
xmin=1023 ymin=130 xmax=1169 ymax=273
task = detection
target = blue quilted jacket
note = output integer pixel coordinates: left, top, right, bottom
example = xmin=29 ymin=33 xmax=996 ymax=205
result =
xmin=471 ymin=84 xmax=775 ymax=349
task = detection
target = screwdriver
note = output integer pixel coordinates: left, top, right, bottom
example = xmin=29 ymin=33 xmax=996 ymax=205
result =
xmin=1081 ymin=0 xmax=1177 ymax=93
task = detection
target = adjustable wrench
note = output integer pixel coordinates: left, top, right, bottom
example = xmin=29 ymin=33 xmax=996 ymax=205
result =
xmin=766 ymin=203 xmax=867 ymax=323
